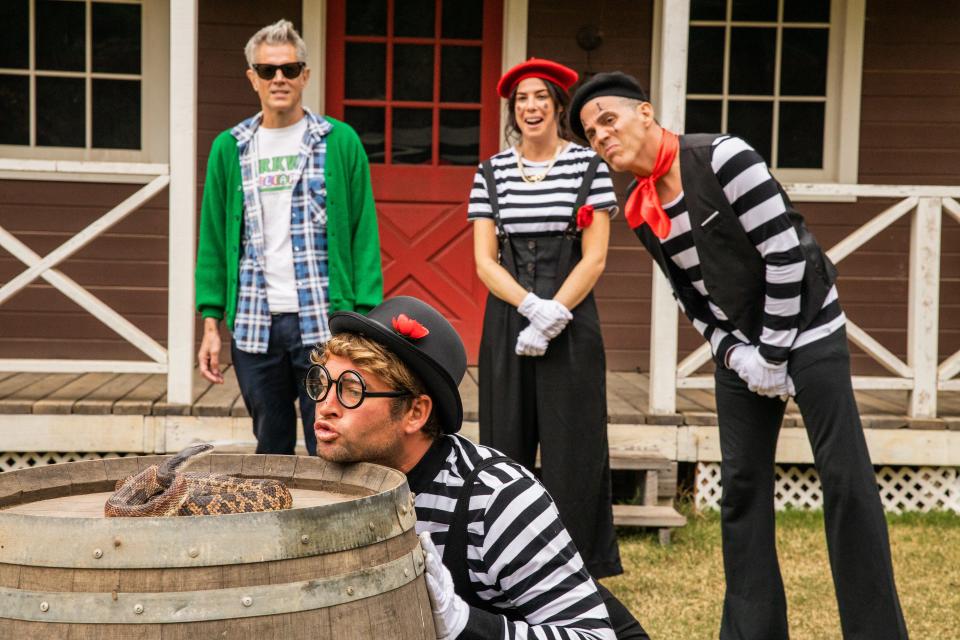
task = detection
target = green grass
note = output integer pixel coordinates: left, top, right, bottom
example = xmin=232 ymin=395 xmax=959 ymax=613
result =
xmin=601 ymin=505 xmax=960 ymax=639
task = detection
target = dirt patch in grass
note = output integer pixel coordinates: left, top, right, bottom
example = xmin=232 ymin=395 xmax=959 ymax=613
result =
xmin=602 ymin=507 xmax=960 ymax=639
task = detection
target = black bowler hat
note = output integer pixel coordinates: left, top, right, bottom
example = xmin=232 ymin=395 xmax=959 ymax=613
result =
xmin=569 ymin=71 xmax=650 ymax=141
xmin=328 ymin=296 xmax=467 ymax=434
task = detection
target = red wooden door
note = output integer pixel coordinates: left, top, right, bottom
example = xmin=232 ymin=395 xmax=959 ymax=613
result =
xmin=325 ymin=0 xmax=503 ymax=363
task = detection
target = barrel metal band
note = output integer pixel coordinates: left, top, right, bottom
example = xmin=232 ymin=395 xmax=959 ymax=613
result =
xmin=0 ymin=546 xmax=424 ymax=624
xmin=0 ymin=484 xmax=417 ymax=569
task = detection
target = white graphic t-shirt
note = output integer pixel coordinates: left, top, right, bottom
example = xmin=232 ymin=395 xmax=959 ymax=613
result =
xmin=254 ymin=117 xmax=307 ymax=312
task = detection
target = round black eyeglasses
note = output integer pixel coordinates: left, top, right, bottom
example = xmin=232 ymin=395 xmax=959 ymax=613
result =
xmin=304 ymin=364 xmax=411 ymax=409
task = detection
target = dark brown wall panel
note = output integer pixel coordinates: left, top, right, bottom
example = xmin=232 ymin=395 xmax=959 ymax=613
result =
xmin=0 ymin=1 xmax=300 ymax=362
xmin=0 ymin=181 xmax=169 ymax=361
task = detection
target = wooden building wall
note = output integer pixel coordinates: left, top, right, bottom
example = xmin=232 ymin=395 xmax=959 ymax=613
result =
xmin=527 ymin=0 xmax=960 ymax=374
xmin=0 ymin=1 xmax=298 ymax=363
xmin=2 ymin=0 xmax=956 ymax=377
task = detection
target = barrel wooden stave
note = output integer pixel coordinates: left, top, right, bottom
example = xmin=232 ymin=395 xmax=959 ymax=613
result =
xmin=0 ymin=454 xmax=435 ymax=639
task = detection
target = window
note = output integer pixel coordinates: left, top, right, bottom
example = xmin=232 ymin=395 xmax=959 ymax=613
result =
xmin=339 ymin=0 xmax=485 ymax=166
xmin=684 ymin=0 xmax=864 ymax=184
xmin=0 ymin=0 xmax=168 ymax=165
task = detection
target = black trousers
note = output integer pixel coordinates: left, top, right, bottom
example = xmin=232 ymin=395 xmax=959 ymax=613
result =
xmin=232 ymin=313 xmax=317 ymax=456
xmin=715 ymin=327 xmax=907 ymax=639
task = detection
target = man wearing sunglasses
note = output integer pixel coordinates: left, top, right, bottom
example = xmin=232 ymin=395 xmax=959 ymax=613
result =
xmin=309 ymin=296 xmax=648 ymax=640
xmin=196 ymin=19 xmax=382 ymax=458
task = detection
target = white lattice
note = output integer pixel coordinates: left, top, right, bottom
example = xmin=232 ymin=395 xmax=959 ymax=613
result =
xmin=695 ymin=462 xmax=722 ymax=511
xmin=695 ymin=462 xmax=960 ymax=514
xmin=0 ymin=451 xmax=134 ymax=472
xmin=775 ymin=466 xmax=823 ymax=510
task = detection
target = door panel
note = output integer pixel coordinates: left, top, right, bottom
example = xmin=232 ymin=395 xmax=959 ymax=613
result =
xmin=326 ymin=0 xmax=503 ymax=362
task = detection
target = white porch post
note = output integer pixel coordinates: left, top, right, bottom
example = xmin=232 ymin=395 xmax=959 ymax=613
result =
xmin=647 ymin=0 xmax=690 ymax=415
xmin=907 ymin=197 xmax=942 ymax=417
xmin=167 ymin=0 xmax=199 ymax=405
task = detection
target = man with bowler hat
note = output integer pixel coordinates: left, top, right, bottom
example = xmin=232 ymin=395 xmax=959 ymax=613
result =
xmin=309 ymin=296 xmax=648 ymax=639
xmin=569 ymin=72 xmax=907 ymax=640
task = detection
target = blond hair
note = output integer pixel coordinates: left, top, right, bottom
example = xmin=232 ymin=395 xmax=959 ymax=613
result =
xmin=244 ymin=19 xmax=307 ymax=66
xmin=312 ymin=334 xmax=442 ymax=438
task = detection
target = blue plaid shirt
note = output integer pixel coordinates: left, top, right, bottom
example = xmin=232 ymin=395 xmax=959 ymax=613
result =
xmin=231 ymin=109 xmax=334 ymax=354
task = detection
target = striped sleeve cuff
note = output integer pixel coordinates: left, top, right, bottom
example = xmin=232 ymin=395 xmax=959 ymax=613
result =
xmin=462 ymin=606 xmax=505 ymax=640
xmin=716 ymin=334 xmax=746 ymax=368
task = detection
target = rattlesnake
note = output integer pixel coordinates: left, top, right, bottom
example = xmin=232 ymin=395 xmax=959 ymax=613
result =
xmin=104 ymin=444 xmax=293 ymax=517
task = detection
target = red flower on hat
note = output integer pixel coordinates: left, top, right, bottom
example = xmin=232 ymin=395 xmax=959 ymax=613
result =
xmin=576 ymin=204 xmax=595 ymax=230
xmin=392 ymin=314 xmax=430 ymax=340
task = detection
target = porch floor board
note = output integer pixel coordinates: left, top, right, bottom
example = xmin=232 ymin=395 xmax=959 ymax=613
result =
xmin=0 ymin=367 xmax=956 ymax=429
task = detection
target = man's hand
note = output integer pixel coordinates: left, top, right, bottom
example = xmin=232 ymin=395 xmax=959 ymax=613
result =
xmin=517 ymin=292 xmax=572 ymax=339
xmin=728 ymin=345 xmax=791 ymax=398
xmin=198 ymin=318 xmax=224 ymax=384
xmin=419 ymin=532 xmax=469 ymax=640
xmin=515 ymin=324 xmax=549 ymax=357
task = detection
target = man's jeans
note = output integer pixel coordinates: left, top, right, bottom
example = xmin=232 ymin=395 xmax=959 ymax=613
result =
xmin=232 ymin=313 xmax=317 ymax=456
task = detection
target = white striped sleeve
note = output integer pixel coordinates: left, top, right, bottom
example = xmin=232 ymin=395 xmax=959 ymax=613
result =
xmin=460 ymin=475 xmax=616 ymax=639
xmin=711 ymin=135 xmax=807 ymax=362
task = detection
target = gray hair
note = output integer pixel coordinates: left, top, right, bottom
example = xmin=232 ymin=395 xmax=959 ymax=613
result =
xmin=244 ymin=19 xmax=307 ymax=66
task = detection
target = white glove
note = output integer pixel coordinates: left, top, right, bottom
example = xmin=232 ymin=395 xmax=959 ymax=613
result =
xmin=728 ymin=345 xmax=791 ymax=398
xmin=517 ymin=292 xmax=572 ymax=339
xmin=419 ymin=532 xmax=469 ymax=640
xmin=515 ymin=324 xmax=549 ymax=357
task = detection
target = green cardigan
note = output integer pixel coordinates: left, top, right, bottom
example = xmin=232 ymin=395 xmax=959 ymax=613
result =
xmin=195 ymin=116 xmax=383 ymax=329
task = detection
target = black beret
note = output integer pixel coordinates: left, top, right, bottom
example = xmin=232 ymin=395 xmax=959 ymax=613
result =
xmin=569 ymin=71 xmax=650 ymax=141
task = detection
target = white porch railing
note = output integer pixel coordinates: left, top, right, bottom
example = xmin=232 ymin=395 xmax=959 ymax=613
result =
xmin=648 ymin=185 xmax=960 ymax=418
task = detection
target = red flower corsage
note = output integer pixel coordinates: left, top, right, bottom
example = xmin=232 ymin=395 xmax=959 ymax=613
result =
xmin=576 ymin=204 xmax=594 ymax=230
xmin=392 ymin=314 xmax=430 ymax=340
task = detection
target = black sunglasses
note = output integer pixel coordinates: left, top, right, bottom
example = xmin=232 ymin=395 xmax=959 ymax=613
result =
xmin=251 ymin=62 xmax=306 ymax=80
xmin=305 ymin=364 xmax=411 ymax=409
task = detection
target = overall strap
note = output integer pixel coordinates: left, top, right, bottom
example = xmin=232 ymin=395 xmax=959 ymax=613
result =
xmin=442 ymin=455 xmax=513 ymax=609
xmin=481 ymin=160 xmax=518 ymax=272
xmin=481 ymin=160 xmax=508 ymax=237
xmin=564 ymin=154 xmax=603 ymax=235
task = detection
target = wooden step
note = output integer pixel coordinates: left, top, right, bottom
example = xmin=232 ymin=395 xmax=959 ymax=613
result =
xmin=608 ymin=449 xmax=673 ymax=470
xmin=612 ymin=504 xmax=687 ymax=528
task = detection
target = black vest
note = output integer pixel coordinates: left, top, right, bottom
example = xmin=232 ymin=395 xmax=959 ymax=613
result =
xmin=633 ymin=133 xmax=838 ymax=343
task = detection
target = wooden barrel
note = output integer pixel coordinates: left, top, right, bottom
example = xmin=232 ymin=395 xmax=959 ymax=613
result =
xmin=0 ymin=453 xmax=436 ymax=639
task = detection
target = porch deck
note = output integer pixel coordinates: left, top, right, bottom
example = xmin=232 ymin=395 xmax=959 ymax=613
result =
xmin=1 ymin=367 xmax=958 ymax=425
xmin=0 ymin=368 xmax=958 ymax=467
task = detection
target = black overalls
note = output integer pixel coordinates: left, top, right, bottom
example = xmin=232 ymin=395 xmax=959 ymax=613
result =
xmin=476 ymin=157 xmax=622 ymax=580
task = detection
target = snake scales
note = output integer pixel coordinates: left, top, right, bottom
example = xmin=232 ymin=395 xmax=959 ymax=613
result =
xmin=104 ymin=444 xmax=293 ymax=517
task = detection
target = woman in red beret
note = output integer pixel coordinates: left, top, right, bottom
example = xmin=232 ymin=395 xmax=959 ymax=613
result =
xmin=467 ymin=59 xmax=642 ymax=635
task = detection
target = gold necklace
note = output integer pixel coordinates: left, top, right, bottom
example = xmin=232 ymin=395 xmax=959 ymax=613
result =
xmin=516 ymin=142 xmax=564 ymax=183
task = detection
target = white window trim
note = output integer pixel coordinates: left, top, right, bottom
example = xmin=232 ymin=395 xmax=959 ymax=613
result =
xmin=654 ymin=0 xmax=865 ymax=200
xmin=0 ymin=0 xmax=170 ymax=181
xmin=302 ymin=0 xmax=325 ymax=114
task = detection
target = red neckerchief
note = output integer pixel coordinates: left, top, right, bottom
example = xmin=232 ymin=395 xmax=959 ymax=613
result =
xmin=624 ymin=129 xmax=679 ymax=239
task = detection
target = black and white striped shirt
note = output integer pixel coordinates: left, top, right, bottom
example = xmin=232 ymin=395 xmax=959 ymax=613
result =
xmin=662 ymin=135 xmax=845 ymax=364
xmin=408 ymin=434 xmax=615 ymax=640
xmin=467 ymin=143 xmax=618 ymax=235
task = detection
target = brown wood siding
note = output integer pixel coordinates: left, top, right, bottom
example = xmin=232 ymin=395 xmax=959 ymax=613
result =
xmin=527 ymin=0 xmax=960 ymax=374
xmin=0 ymin=181 xmax=170 ymax=360
xmin=0 ymin=1 xmax=300 ymax=362
xmin=830 ymin=0 xmax=960 ymax=374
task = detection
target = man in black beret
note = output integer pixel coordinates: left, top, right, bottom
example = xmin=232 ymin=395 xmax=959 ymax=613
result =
xmin=308 ymin=295 xmax=648 ymax=639
xmin=570 ymin=73 xmax=907 ymax=640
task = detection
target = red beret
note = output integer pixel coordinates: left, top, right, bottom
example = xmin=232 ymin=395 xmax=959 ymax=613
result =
xmin=497 ymin=58 xmax=578 ymax=98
